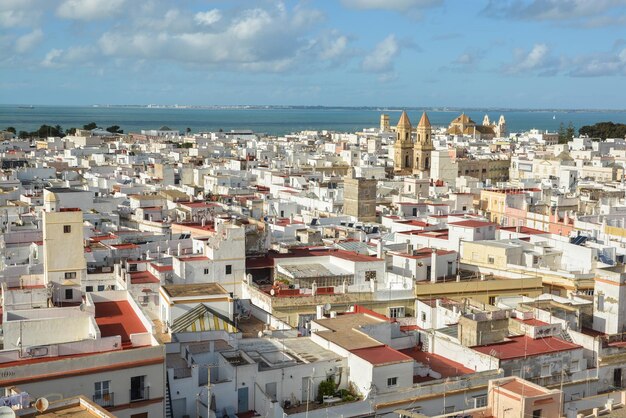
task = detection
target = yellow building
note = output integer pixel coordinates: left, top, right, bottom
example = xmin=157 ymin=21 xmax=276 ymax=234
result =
xmin=393 ymin=111 xmax=413 ymax=175
xmin=413 ymin=112 xmax=434 ymax=179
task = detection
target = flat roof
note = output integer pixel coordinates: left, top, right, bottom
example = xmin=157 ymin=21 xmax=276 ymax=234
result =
xmin=314 ymin=313 xmax=387 ymax=351
xmin=497 ymin=379 xmax=546 ymax=397
xmin=472 ymin=335 xmax=580 ymax=360
xmin=95 ymin=300 xmax=147 ymax=344
xmin=162 ymin=283 xmax=229 ymax=298
xmin=351 ymin=345 xmax=413 ymax=366
xmin=450 ymin=220 xmax=495 ymax=228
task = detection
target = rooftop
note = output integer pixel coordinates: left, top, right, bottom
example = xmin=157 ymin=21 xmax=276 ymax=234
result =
xmin=400 ymin=348 xmax=474 ymax=380
xmin=94 ymin=300 xmax=147 ymax=344
xmin=350 ymin=345 xmax=413 ymax=366
xmin=472 ymin=335 xmax=581 ymax=360
xmin=162 ymin=283 xmax=229 ymax=298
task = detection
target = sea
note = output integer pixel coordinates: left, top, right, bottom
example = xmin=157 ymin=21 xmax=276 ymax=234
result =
xmin=1 ymin=105 xmax=626 ymax=136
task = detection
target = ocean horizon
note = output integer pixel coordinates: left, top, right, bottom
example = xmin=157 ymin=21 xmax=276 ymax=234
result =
xmin=2 ymin=104 xmax=626 ymax=136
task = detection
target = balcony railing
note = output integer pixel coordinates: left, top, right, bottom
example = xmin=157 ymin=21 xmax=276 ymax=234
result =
xmin=93 ymin=392 xmax=114 ymax=408
xmin=130 ymin=387 xmax=149 ymax=402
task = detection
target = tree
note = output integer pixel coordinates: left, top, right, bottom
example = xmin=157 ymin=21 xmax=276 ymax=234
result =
xmin=186 ymin=127 xmax=191 ymax=134
xmin=579 ymin=122 xmax=626 ymax=140
xmin=5 ymin=127 xmax=16 ymax=134
xmin=83 ymin=122 xmax=97 ymax=130
xmin=18 ymin=131 xmax=29 ymax=139
xmin=66 ymin=127 xmax=77 ymax=135
xmin=106 ymin=125 xmax=123 ymax=134
xmin=558 ymin=122 xmax=567 ymax=144
xmin=566 ymin=122 xmax=575 ymax=141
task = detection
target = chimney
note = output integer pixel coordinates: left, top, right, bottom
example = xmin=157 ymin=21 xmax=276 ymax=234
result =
xmin=376 ymin=240 xmax=383 ymax=259
xmin=430 ymin=248 xmax=437 ymax=283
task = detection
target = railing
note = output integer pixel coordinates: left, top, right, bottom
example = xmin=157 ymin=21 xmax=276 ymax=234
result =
xmin=93 ymin=392 xmax=114 ymax=408
xmin=130 ymin=387 xmax=149 ymax=402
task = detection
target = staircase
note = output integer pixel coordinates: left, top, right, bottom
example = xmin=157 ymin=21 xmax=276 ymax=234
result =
xmin=165 ymin=372 xmax=173 ymax=418
xmin=560 ymin=330 xmax=574 ymax=344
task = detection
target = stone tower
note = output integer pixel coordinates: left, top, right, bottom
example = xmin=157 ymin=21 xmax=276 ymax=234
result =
xmin=393 ymin=111 xmax=413 ymax=175
xmin=413 ymin=112 xmax=434 ymax=178
xmin=344 ymin=169 xmax=377 ymax=222
xmin=380 ymin=114 xmax=390 ymax=132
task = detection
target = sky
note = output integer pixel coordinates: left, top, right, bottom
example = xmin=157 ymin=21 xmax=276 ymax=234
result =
xmin=2 ymin=0 xmax=626 ymax=109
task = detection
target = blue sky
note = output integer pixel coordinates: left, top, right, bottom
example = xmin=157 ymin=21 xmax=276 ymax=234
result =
xmin=2 ymin=0 xmax=626 ymax=108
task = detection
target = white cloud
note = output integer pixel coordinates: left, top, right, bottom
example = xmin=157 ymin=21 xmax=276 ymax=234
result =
xmin=317 ymin=34 xmax=348 ymax=61
xmin=41 ymin=49 xmax=64 ymax=67
xmin=0 ymin=0 xmax=40 ymax=28
xmin=194 ymin=9 xmax=222 ymax=26
xmin=97 ymin=4 xmax=333 ymax=72
xmin=502 ymin=43 xmax=561 ymax=75
xmin=57 ymin=0 xmax=126 ymax=21
xmin=341 ymin=0 xmax=441 ymax=12
xmin=15 ymin=28 xmax=43 ymax=53
xmin=361 ymin=34 xmax=399 ymax=73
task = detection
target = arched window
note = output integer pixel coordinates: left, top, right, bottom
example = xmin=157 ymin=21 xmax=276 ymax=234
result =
xmin=425 ymin=157 xmax=430 ymax=168
xmin=405 ymin=155 xmax=409 ymax=167
xmin=416 ymin=156 xmax=420 ymax=167
xmin=405 ymin=132 xmax=409 ymax=141
xmin=426 ymin=134 xmax=430 ymax=141
xmin=418 ymin=134 xmax=421 ymax=142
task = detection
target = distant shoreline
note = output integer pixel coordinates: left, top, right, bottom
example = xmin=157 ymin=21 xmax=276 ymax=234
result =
xmin=2 ymin=104 xmax=626 ymax=113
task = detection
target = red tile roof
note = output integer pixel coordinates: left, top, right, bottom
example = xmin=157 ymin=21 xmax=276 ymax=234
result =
xmin=450 ymin=220 xmax=495 ymax=228
xmin=400 ymin=348 xmax=474 ymax=377
xmin=472 ymin=335 xmax=580 ymax=360
xmin=350 ymin=345 xmax=413 ymax=366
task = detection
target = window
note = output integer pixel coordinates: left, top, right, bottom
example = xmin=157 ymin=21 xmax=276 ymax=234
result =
xmin=63 ymin=225 xmax=71 ymax=233
xmin=65 ymin=272 xmax=76 ymax=279
xmin=389 ymin=306 xmax=405 ymax=318
xmin=488 ymin=296 xmax=496 ymax=305
xmin=97 ymin=285 xmax=105 ymax=291
xmin=65 ymin=289 xmax=73 ymax=300
xmin=474 ymin=395 xmax=487 ymax=408
xmin=225 ymin=265 xmax=232 ymax=275
xmin=86 ymin=286 xmax=93 ymax=292
xmin=487 ymin=256 xmax=495 ymax=264
xmin=130 ymin=375 xmax=147 ymax=402
xmin=420 ymin=311 xmax=426 ymax=321
xmin=387 ymin=377 xmax=398 ymax=387
xmin=541 ymin=364 xmax=551 ymax=377
xmin=365 ymin=271 xmax=376 ymax=281
xmin=204 ymin=268 xmax=209 ymax=275
xmin=532 ymin=409 xmax=542 ymax=418
xmin=571 ymin=360 xmax=579 ymax=372
xmin=94 ymin=380 xmax=110 ymax=397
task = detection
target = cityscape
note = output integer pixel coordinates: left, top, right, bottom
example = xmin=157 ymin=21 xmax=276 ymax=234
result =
xmin=3 ymin=1 xmax=626 ymax=418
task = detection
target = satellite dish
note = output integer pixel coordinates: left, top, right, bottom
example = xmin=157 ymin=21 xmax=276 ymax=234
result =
xmin=323 ymin=303 xmax=331 ymax=312
xmin=270 ymin=289 xmax=275 ymax=296
xmin=35 ymin=398 xmax=49 ymax=412
xmin=0 ymin=407 xmax=15 ymax=418
xmin=257 ymin=331 xmax=264 ymax=338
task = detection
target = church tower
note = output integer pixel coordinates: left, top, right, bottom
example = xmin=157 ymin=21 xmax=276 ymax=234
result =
xmin=394 ymin=111 xmax=413 ymax=175
xmin=496 ymin=115 xmax=507 ymax=137
xmin=413 ymin=112 xmax=434 ymax=178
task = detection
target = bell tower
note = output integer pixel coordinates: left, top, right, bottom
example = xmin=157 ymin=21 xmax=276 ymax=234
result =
xmin=394 ymin=111 xmax=413 ymax=175
xmin=413 ymin=111 xmax=434 ymax=178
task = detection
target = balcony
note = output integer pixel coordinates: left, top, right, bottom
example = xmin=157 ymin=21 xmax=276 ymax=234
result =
xmin=93 ymin=392 xmax=114 ymax=408
xmin=130 ymin=386 xmax=149 ymax=403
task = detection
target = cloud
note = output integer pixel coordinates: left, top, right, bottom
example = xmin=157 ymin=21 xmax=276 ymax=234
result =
xmin=97 ymin=4 xmax=333 ymax=72
xmin=15 ymin=28 xmax=43 ymax=53
xmin=41 ymin=49 xmax=64 ymax=68
xmin=569 ymin=48 xmax=626 ymax=77
xmin=57 ymin=0 xmax=126 ymax=21
xmin=502 ymin=43 xmax=562 ymax=75
xmin=315 ymin=32 xmax=349 ymax=61
xmin=194 ymin=9 xmax=222 ymax=26
xmin=482 ymin=0 xmax=626 ymax=26
xmin=41 ymin=46 xmax=96 ymax=68
xmin=361 ymin=34 xmax=400 ymax=73
xmin=341 ymin=0 xmax=441 ymax=12
xmin=0 ymin=0 xmax=41 ymax=28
